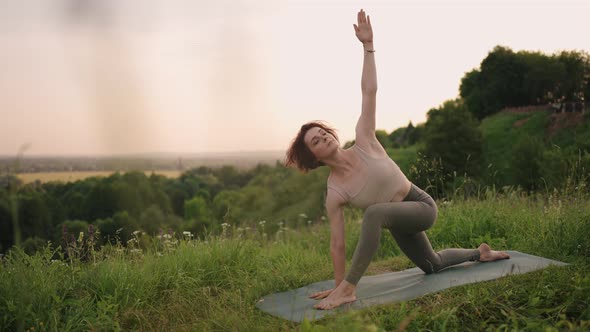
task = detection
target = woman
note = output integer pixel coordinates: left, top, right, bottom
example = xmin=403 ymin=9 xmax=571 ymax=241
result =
xmin=285 ymin=9 xmax=510 ymax=311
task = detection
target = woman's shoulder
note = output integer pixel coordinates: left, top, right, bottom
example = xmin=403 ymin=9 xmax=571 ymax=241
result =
xmin=352 ymin=140 xmax=388 ymax=159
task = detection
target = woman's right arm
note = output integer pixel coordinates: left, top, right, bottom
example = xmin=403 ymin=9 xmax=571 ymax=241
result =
xmin=354 ymin=9 xmax=378 ymax=151
xmin=326 ymin=190 xmax=346 ymax=287
xmin=309 ymin=190 xmax=346 ymax=299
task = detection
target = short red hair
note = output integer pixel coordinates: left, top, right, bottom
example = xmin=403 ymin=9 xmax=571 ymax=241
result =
xmin=284 ymin=121 xmax=339 ymax=173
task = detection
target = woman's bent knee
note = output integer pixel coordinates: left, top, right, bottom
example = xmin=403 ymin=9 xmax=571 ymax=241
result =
xmin=363 ymin=204 xmax=385 ymax=222
xmin=419 ymin=260 xmax=441 ymax=274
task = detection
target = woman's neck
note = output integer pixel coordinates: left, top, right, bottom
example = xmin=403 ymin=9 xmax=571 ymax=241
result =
xmin=324 ymin=148 xmax=358 ymax=179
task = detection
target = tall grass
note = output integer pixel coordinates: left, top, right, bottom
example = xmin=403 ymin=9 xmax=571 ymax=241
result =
xmin=1 ymin=177 xmax=589 ymax=331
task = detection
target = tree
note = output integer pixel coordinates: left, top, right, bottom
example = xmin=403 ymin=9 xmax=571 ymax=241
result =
xmin=420 ymin=99 xmax=484 ymax=180
xmin=139 ymin=205 xmax=167 ymax=235
xmin=58 ymin=219 xmax=89 ymax=247
xmin=184 ymin=196 xmax=213 ymax=234
xmin=84 ymin=182 xmax=118 ymax=220
xmin=18 ymin=192 xmax=53 ymax=242
xmin=510 ymin=136 xmax=545 ymax=192
xmin=375 ymin=129 xmax=391 ymax=149
xmin=461 ymin=46 xmax=590 ymax=120
xmin=554 ymin=50 xmax=590 ymax=102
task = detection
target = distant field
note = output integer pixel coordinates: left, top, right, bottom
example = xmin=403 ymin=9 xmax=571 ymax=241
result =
xmin=17 ymin=170 xmax=182 ymax=184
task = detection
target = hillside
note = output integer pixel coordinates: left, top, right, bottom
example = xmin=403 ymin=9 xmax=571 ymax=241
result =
xmin=387 ymin=106 xmax=590 ymax=188
xmin=479 ymin=107 xmax=590 ymax=186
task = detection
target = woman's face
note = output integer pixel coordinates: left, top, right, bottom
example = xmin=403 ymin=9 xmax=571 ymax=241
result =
xmin=303 ymin=126 xmax=338 ymax=161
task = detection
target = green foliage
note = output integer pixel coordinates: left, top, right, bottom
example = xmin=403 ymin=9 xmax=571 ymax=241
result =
xmin=549 ymin=111 xmax=590 ymax=154
xmin=96 ymin=211 xmax=138 ymax=244
xmin=20 ymin=236 xmax=48 ymax=255
xmin=479 ymin=111 xmax=548 ymax=187
xmin=460 ymin=45 xmax=590 ymax=119
xmin=96 ymin=217 xmax=118 ymax=244
xmin=386 ymin=144 xmax=419 ymax=175
xmin=510 ymin=135 xmax=545 ymax=192
xmin=375 ymin=129 xmax=391 ymax=149
xmin=139 ymin=205 xmax=182 ymax=236
xmin=408 ymin=152 xmax=448 ymax=200
xmin=60 ymin=219 xmax=89 ymax=244
xmin=184 ymin=195 xmax=213 ymax=235
xmin=387 ymin=122 xmax=423 ymax=149
xmin=419 ymin=99 xmax=484 ymax=186
xmin=1 ymin=190 xmax=589 ymax=331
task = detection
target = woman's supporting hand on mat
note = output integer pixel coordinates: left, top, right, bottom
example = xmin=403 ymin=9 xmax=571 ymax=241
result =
xmin=309 ymin=288 xmax=333 ymax=299
xmin=313 ymin=280 xmax=357 ymax=310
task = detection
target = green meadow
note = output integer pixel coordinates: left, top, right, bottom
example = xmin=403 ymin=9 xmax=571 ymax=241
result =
xmin=1 ymin=184 xmax=589 ymax=331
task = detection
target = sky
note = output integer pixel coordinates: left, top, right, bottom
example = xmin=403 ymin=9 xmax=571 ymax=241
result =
xmin=0 ymin=0 xmax=589 ymax=156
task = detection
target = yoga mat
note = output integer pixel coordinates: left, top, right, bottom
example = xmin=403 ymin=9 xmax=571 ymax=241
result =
xmin=255 ymin=251 xmax=568 ymax=323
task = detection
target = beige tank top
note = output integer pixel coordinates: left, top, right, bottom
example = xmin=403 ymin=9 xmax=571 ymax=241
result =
xmin=327 ymin=144 xmax=409 ymax=209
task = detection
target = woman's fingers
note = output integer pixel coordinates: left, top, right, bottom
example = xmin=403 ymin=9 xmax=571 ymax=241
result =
xmin=309 ymin=289 xmax=332 ymax=299
xmin=357 ymin=9 xmax=369 ymax=26
xmin=309 ymin=291 xmax=325 ymax=298
xmin=367 ymin=15 xmax=371 ymax=26
xmin=309 ymin=291 xmax=321 ymax=298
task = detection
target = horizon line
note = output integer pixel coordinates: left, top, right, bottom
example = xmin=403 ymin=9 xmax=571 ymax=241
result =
xmin=0 ymin=149 xmax=288 ymax=159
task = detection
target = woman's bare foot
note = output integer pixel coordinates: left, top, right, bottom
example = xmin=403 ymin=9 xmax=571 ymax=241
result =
xmin=478 ymin=243 xmax=510 ymax=262
xmin=313 ymin=281 xmax=357 ymax=310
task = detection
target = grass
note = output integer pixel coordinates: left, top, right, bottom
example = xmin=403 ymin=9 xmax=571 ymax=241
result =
xmin=1 ymin=185 xmax=589 ymax=331
xmin=549 ymin=111 xmax=590 ymax=152
xmin=479 ymin=111 xmax=549 ymax=184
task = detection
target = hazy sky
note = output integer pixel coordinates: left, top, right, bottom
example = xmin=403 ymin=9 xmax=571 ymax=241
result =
xmin=1 ymin=0 xmax=589 ymax=156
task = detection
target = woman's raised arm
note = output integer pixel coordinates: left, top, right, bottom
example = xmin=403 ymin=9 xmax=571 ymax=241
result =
xmin=354 ymin=9 xmax=378 ymax=145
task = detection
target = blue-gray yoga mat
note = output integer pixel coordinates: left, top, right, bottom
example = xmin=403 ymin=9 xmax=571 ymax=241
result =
xmin=255 ymin=251 xmax=568 ymax=323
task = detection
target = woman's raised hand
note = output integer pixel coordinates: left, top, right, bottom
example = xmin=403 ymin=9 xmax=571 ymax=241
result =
xmin=353 ymin=9 xmax=373 ymax=44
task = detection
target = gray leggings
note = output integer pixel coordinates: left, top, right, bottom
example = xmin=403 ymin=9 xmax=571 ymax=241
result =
xmin=345 ymin=183 xmax=480 ymax=286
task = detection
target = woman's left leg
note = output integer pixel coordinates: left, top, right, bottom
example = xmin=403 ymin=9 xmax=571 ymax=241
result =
xmin=344 ymin=184 xmax=481 ymax=285
xmin=389 ymin=229 xmax=480 ymax=274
